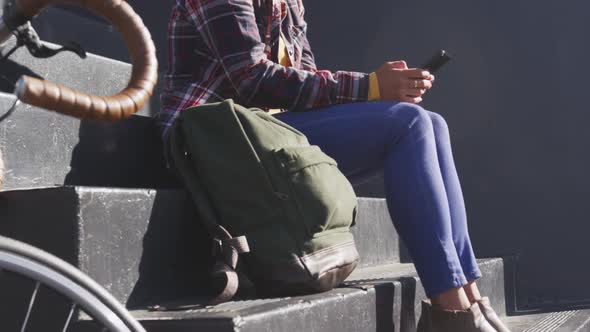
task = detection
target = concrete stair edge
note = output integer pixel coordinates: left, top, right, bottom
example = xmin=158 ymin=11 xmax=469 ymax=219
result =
xmin=0 ymin=187 xmax=403 ymax=305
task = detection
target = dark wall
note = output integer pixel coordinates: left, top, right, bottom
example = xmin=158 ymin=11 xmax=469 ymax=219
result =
xmin=302 ymin=0 xmax=590 ymax=309
xmin=9 ymin=0 xmax=590 ymax=310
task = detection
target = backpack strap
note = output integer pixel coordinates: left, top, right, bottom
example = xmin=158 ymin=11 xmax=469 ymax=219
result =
xmin=168 ymin=117 xmax=250 ymax=305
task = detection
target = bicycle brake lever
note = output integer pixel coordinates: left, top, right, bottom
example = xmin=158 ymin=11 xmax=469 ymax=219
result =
xmin=31 ymin=41 xmax=87 ymax=59
xmin=15 ymin=23 xmax=87 ymax=59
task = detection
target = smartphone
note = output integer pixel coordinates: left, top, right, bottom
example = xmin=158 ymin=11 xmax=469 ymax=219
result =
xmin=420 ymin=50 xmax=451 ymax=73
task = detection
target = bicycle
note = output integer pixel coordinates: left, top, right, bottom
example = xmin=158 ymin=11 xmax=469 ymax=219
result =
xmin=0 ymin=235 xmax=147 ymax=331
xmin=0 ymin=0 xmax=157 ymax=330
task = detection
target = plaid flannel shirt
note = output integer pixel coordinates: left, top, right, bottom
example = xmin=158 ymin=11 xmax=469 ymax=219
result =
xmin=157 ymin=0 xmax=370 ymax=137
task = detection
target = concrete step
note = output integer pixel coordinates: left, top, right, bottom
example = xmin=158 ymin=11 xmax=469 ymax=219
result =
xmin=504 ymin=310 xmax=590 ymax=332
xmin=347 ymin=259 xmax=506 ymax=328
xmin=0 ymin=36 xmax=142 ymax=112
xmin=0 ymin=185 xmax=509 ymax=331
xmin=132 ymin=288 xmax=590 ymax=332
xmin=0 ymin=187 xmax=404 ymax=307
xmin=0 ymin=90 xmax=391 ymax=196
xmin=0 ymin=33 xmax=172 ymax=190
xmin=128 ymin=259 xmax=504 ymax=332
xmin=0 ymin=93 xmax=386 ymax=198
xmin=354 ymin=197 xmax=401 ymax=267
xmin=0 ymin=93 xmax=176 ymax=190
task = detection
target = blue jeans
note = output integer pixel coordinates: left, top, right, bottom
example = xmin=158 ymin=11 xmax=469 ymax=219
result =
xmin=275 ymin=101 xmax=482 ymax=297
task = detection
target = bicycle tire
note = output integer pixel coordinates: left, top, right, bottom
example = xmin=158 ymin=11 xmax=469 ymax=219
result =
xmin=0 ymin=235 xmax=146 ymax=332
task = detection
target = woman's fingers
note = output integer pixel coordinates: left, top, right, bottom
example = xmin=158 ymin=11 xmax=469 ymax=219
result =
xmin=406 ymin=88 xmax=427 ymax=97
xmin=403 ymin=69 xmax=433 ymax=89
xmin=401 ymin=95 xmax=423 ymax=103
xmin=406 ymin=79 xmax=432 ymax=89
xmin=374 ymin=61 xmax=434 ymax=102
xmin=405 ymin=69 xmax=431 ymax=79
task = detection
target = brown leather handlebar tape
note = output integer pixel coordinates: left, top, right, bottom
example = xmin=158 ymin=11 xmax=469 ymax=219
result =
xmin=13 ymin=0 xmax=157 ymax=121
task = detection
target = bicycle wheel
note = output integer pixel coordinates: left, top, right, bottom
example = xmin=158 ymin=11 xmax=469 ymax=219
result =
xmin=0 ymin=235 xmax=146 ymax=332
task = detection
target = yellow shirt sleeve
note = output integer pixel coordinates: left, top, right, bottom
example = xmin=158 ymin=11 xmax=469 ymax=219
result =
xmin=368 ymin=72 xmax=380 ymax=101
xmin=269 ymin=36 xmax=292 ymax=115
xmin=278 ymin=35 xmax=291 ymax=67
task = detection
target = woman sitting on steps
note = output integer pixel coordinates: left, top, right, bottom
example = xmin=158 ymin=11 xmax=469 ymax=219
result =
xmin=158 ymin=0 xmax=510 ymax=331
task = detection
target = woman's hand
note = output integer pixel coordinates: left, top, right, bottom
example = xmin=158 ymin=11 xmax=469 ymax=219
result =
xmin=374 ymin=60 xmax=435 ymax=103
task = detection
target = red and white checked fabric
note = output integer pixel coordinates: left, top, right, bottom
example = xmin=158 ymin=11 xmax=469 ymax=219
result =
xmin=157 ymin=0 xmax=370 ymax=138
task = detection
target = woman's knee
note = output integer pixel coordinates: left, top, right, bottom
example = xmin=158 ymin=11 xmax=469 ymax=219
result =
xmin=387 ymin=102 xmax=433 ymax=136
xmin=427 ymin=111 xmax=450 ymax=135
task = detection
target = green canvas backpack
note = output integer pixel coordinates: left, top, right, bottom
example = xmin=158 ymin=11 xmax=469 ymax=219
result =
xmin=168 ymin=99 xmax=359 ymax=303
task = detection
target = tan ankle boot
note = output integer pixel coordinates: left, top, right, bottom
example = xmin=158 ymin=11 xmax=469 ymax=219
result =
xmin=417 ymin=300 xmax=497 ymax=332
xmin=476 ymin=297 xmax=511 ymax=332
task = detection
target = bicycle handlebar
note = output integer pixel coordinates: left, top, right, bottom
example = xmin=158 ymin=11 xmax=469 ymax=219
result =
xmin=1 ymin=0 xmax=157 ymax=121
